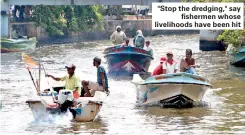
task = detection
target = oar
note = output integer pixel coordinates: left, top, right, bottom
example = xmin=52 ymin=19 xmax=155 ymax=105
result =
xmin=41 ymin=64 xmax=57 ymax=103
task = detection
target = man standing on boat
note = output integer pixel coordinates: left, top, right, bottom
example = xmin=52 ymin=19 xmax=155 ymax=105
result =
xmin=110 ymin=26 xmax=127 ymax=45
xmin=82 ymin=57 xmax=109 ymax=97
xmin=133 ymin=30 xmax=145 ymax=49
xmin=152 ymin=56 xmax=166 ymax=76
xmin=46 ymin=64 xmax=81 ymax=113
xmin=162 ymin=51 xmax=178 ymax=74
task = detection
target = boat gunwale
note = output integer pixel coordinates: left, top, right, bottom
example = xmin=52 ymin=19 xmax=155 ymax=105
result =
xmin=104 ymin=52 xmax=154 ymax=59
xmin=132 ymin=72 xmax=212 ymax=87
xmin=138 ymin=82 xmax=212 ymax=87
xmin=26 ymin=99 xmax=103 ymax=105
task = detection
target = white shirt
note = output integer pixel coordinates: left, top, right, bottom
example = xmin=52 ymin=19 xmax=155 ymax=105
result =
xmin=110 ymin=31 xmax=127 ymax=45
xmin=162 ymin=60 xmax=178 ymax=74
xmin=143 ymin=46 xmax=152 ymax=51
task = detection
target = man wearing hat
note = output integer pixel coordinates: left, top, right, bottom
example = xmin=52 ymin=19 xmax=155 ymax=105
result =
xmin=162 ymin=51 xmax=178 ymax=74
xmin=46 ymin=64 xmax=81 ymax=97
xmin=82 ymin=57 xmax=109 ymax=97
xmin=152 ymin=56 xmax=166 ymax=76
xmin=46 ymin=64 xmax=81 ymax=114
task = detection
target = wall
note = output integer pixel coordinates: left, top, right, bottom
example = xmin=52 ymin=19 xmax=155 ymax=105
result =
xmin=200 ymin=30 xmax=223 ymax=41
xmin=10 ymin=20 xmax=199 ymax=46
xmin=199 ymin=30 xmax=226 ymax=51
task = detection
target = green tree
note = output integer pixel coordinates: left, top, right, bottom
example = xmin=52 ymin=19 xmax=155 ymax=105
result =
xmin=31 ymin=5 xmax=103 ymax=36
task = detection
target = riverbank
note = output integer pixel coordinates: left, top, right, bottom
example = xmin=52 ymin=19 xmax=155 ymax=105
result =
xmin=9 ymin=20 xmax=199 ymax=46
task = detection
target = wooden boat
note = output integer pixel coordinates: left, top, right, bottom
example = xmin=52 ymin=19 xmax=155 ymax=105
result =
xmin=103 ymin=45 xmax=154 ymax=76
xmin=1 ymin=37 xmax=37 ymax=53
xmin=131 ymin=72 xmax=212 ymax=107
xmin=26 ymin=88 xmax=107 ymax=122
xmin=231 ymin=46 xmax=245 ymax=67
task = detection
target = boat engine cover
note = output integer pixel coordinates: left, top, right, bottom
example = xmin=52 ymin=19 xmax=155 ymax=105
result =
xmin=58 ymin=89 xmax=74 ymax=104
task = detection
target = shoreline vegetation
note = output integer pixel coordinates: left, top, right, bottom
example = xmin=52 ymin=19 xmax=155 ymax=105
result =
xmin=31 ymin=5 xmax=104 ymax=37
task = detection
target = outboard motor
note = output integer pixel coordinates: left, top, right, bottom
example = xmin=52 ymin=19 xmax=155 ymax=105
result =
xmin=58 ymin=89 xmax=74 ymax=113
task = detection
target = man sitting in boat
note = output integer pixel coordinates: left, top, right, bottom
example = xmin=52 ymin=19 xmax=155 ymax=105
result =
xmin=144 ymin=41 xmax=153 ymax=56
xmin=110 ymin=26 xmax=127 ymax=45
xmin=162 ymin=51 xmax=178 ymax=74
xmin=180 ymin=49 xmax=198 ymax=74
xmin=46 ymin=64 xmax=81 ymax=112
xmin=133 ymin=30 xmax=145 ymax=49
xmin=152 ymin=56 xmax=166 ymax=76
xmin=82 ymin=57 xmax=109 ymax=97
xmin=121 ymin=37 xmax=130 ymax=47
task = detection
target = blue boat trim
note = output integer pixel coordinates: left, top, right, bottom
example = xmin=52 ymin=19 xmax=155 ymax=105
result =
xmin=75 ymin=108 xmax=82 ymax=115
xmin=149 ymin=86 xmax=160 ymax=93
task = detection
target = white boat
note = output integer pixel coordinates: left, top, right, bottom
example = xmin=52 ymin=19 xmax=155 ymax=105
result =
xmin=26 ymin=89 xmax=107 ymax=122
xmin=22 ymin=53 xmax=108 ymax=122
xmin=131 ymin=72 xmax=212 ymax=107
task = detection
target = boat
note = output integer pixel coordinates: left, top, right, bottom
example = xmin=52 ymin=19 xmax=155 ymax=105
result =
xmin=26 ymin=88 xmax=107 ymax=122
xmin=22 ymin=53 xmax=108 ymax=122
xmin=230 ymin=46 xmax=245 ymax=67
xmin=1 ymin=37 xmax=37 ymax=53
xmin=131 ymin=72 xmax=212 ymax=107
xmin=103 ymin=45 xmax=154 ymax=76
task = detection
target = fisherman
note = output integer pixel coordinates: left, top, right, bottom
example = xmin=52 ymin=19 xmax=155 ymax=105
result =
xmin=152 ymin=56 xmax=166 ymax=76
xmin=121 ymin=37 xmax=130 ymax=47
xmin=110 ymin=26 xmax=127 ymax=45
xmin=180 ymin=49 xmax=198 ymax=74
xmin=82 ymin=57 xmax=109 ymax=97
xmin=144 ymin=41 xmax=153 ymax=56
xmin=162 ymin=51 xmax=178 ymax=74
xmin=133 ymin=30 xmax=145 ymax=49
xmin=46 ymin=64 xmax=81 ymax=114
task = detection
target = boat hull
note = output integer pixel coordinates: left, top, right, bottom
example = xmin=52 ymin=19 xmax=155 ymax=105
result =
xmin=132 ymin=72 xmax=212 ymax=107
xmin=1 ymin=37 xmax=37 ymax=53
xmin=231 ymin=46 xmax=245 ymax=67
xmin=26 ymin=96 xmax=102 ymax=122
xmin=104 ymin=46 xmax=153 ymax=76
xmin=135 ymin=83 xmax=209 ymax=106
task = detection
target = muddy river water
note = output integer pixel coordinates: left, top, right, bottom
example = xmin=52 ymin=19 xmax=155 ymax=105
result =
xmin=1 ymin=34 xmax=245 ymax=135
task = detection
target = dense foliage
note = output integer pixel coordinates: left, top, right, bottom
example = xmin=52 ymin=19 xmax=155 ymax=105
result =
xmin=182 ymin=0 xmax=245 ymax=48
xmin=31 ymin=5 xmax=103 ymax=36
